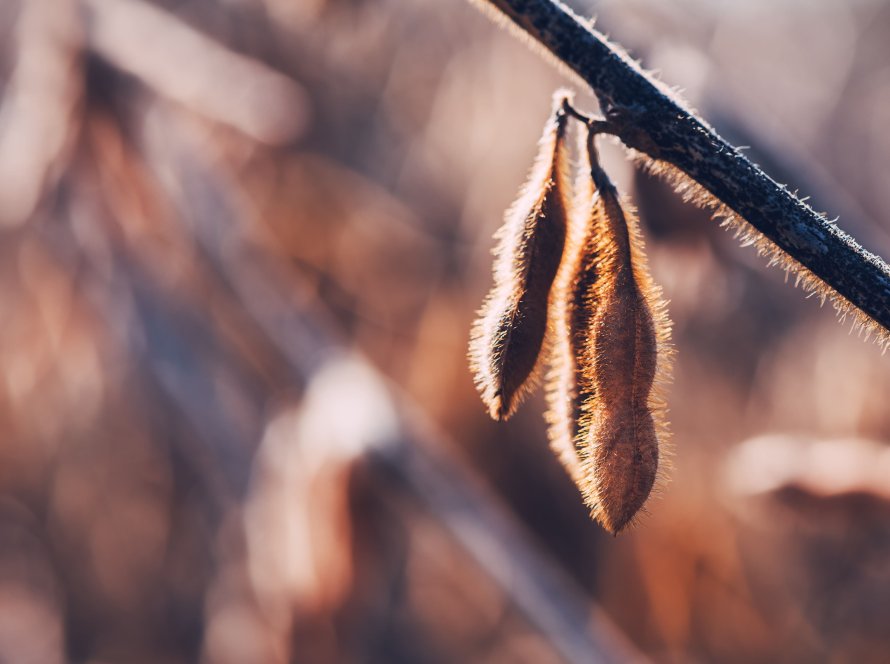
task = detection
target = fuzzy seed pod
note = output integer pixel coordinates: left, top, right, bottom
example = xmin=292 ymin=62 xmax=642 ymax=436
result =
xmin=545 ymin=146 xmax=600 ymax=484
xmin=469 ymin=93 xmax=572 ymax=421
xmin=548 ymin=127 xmax=672 ymax=534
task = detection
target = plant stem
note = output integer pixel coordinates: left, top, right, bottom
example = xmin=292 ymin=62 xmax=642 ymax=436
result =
xmin=479 ymin=0 xmax=890 ymax=333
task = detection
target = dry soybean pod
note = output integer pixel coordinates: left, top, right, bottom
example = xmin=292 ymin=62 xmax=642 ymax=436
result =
xmin=469 ymin=91 xmax=572 ymax=421
xmin=545 ymin=123 xmax=602 ymax=483
xmin=577 ymin=124 xmax=673 ymax=534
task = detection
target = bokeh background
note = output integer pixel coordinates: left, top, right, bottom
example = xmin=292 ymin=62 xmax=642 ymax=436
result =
xmin=2 ymin=0 xmax=890 ymax=662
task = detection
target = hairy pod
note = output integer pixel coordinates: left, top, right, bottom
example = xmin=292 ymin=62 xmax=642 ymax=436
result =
xmin=469 ymin=93 xmax=572 ymax=421
xmin=549 ymin=127 xmax=672 ymax=533
xmin=545 ymin=147 xmax=600 ymax=483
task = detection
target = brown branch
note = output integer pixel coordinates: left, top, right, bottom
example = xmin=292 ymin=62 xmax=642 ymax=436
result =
xmin=479 ymin=0 xmax=890 ymax=333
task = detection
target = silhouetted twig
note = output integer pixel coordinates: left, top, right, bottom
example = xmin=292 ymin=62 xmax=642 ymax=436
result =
xmin=478 ymin=0 xmax=890 ymax=334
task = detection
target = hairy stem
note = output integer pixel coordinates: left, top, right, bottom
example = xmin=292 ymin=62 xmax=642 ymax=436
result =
xmin=479 ymin=0 xmax=890 ymax=332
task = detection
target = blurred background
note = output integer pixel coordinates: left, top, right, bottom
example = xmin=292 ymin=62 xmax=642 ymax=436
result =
xmin=1 ymin=0 xmax=890 ymax=662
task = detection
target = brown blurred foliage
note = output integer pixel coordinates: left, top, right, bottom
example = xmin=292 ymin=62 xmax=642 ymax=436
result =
xmin=2 ymin=0 xmax=890 ymax=662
